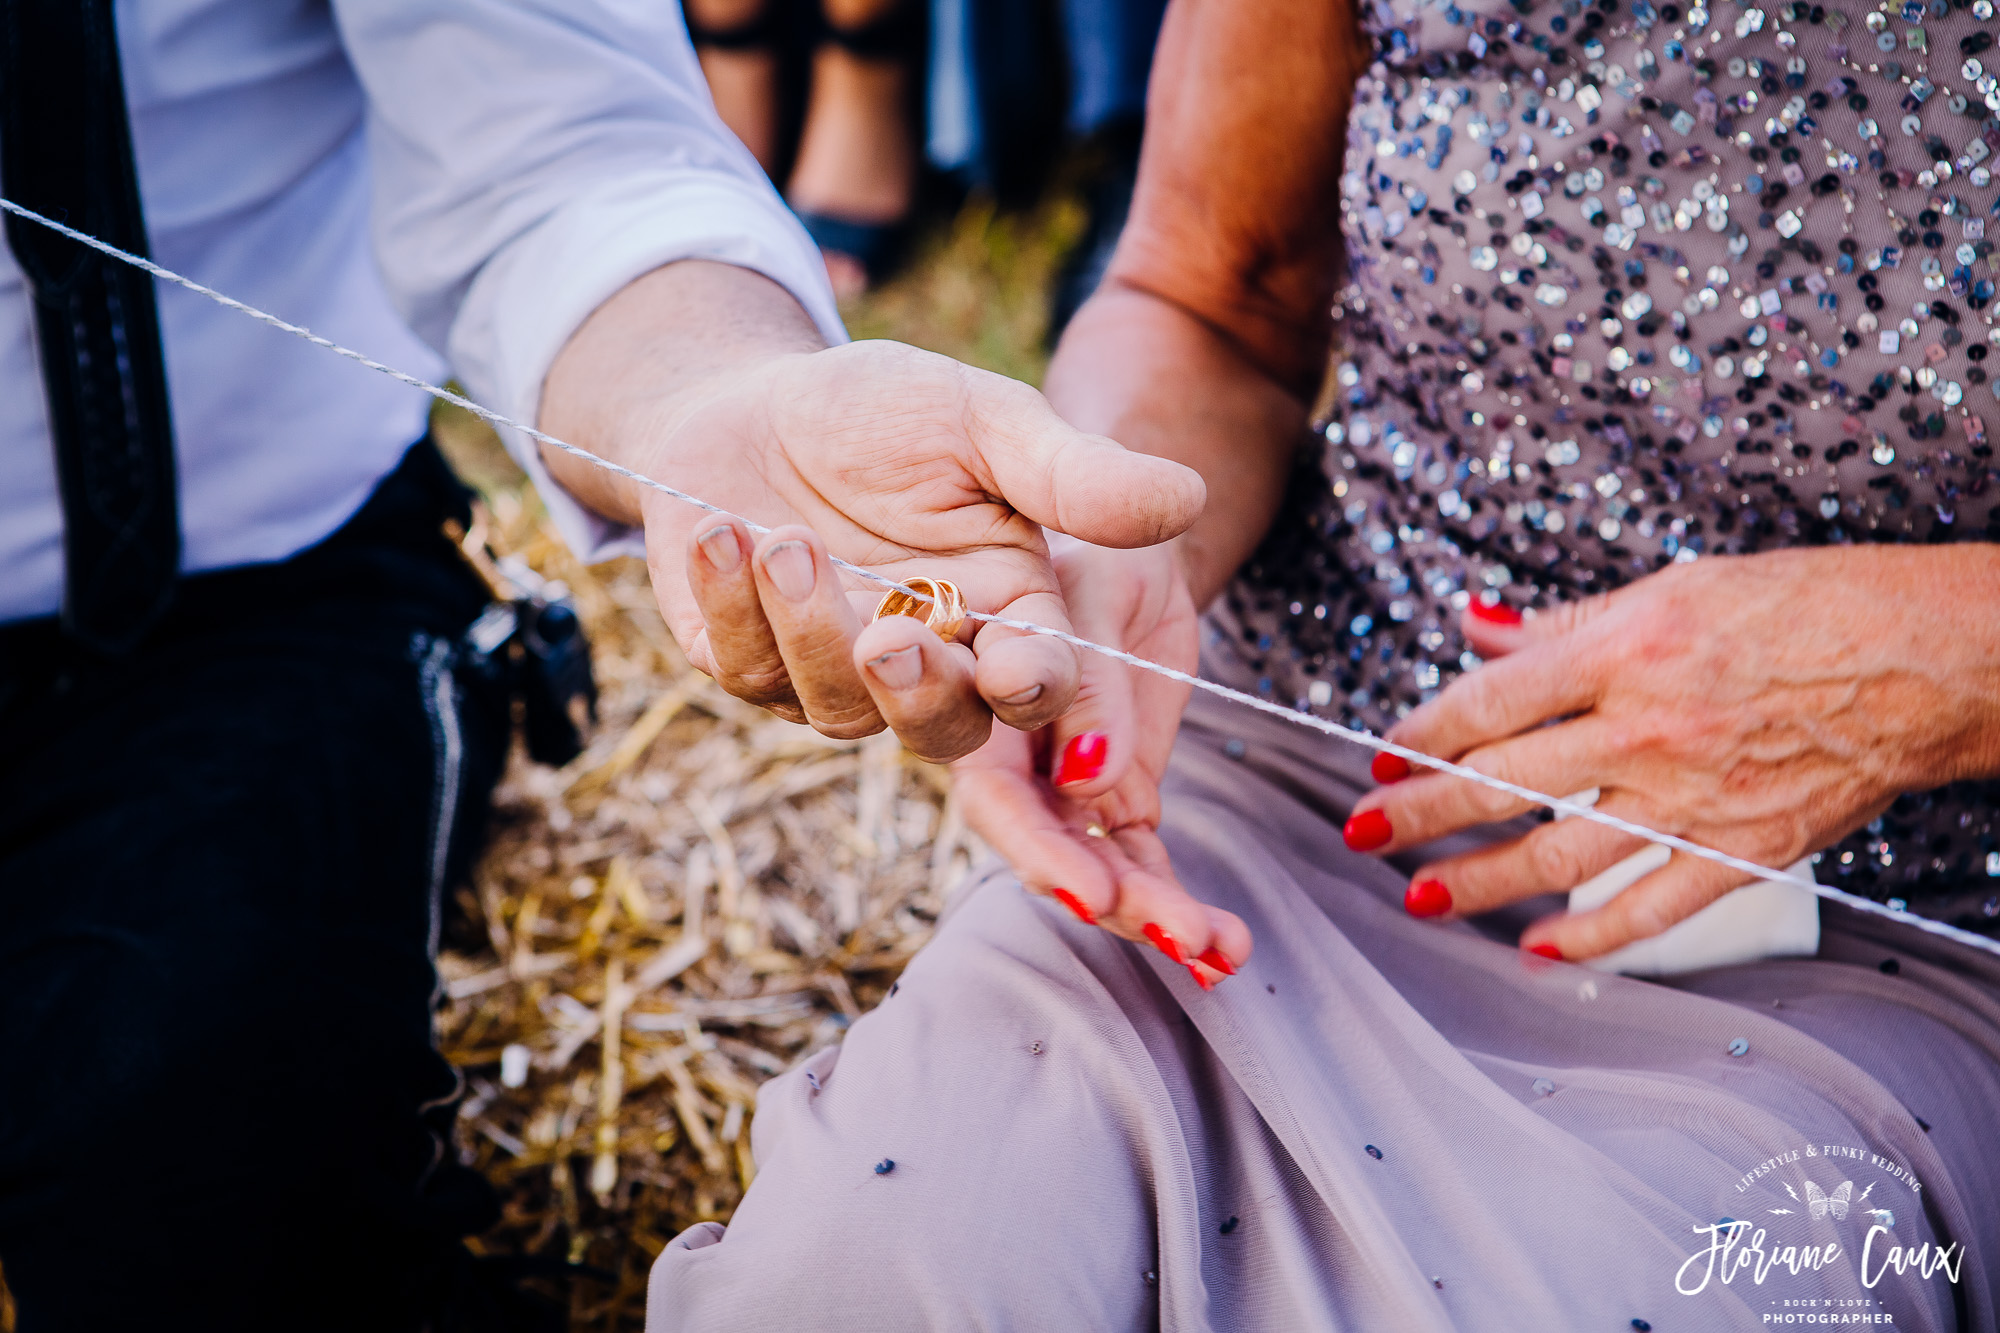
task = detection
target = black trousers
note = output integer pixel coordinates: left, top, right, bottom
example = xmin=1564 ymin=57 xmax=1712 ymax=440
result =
xmin=0 ymin=442 xmax=516 ymax=1332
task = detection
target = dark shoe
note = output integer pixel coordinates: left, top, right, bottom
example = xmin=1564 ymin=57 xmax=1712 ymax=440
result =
xmin=795 ymin=209 xmax=912 ymax=288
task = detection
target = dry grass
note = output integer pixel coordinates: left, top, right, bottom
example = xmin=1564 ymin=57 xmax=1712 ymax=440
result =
xmin=841 ymin=189 xmax=1085 ymax=386
xmin=432 ymin=488 xmax=982 ymax=1326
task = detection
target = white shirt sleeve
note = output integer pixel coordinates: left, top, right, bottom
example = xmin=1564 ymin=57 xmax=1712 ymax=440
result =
xmin=331 ymin=0 xmax=846 ymax=561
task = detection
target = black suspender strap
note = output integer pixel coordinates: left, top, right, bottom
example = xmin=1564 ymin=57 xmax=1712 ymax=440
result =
xmin=2 ymin=0 xmax=179 ymax=653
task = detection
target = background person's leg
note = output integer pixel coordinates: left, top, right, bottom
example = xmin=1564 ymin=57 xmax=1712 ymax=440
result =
xmin=0 ymin=444 xmax=512 ymax=1332
xmin=683 ymin=0 xmax=789 ymax=173
xmin=785 ymin=0 xmax=926 ymax=295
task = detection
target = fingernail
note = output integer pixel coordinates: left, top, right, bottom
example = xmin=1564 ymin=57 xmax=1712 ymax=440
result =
xmin=1050 ymin=888 xmax=1096 ymax=925
xmin=1053 ymin=731 xmax=1109 ymax=786
xmin=761 ymin=540 xmax=816 ymax=601
xmin=696 ymin=523 xmax=741 ymax=573
xmin=1527 ymin=942 xmax=1563 ymax=961
xmin=1469 ymin=597 xmax=1523 ymax=626
xmin=865 ymin=645 xmax=923 ymax=691
xmin=1142 ymin=922 xmax=1187 ymax=965
xmin=1196 ymin=947 xmax=1236 ymax=976
xmin=1188 ymin=963 xmax=1217 ymax=991
xmin=997 ymin=683 xmax=1045 ymax=707
xmin=1371 ymin=752 xmax=1412 ymax=784
xmin=1404 ymin=878 xmax=1452 ymax=918
xmin=1342 ymin=808 xmax=1393 ymax=852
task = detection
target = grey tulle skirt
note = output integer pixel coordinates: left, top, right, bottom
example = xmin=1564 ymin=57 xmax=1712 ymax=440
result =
xmin=647 ymin=690 xmax=2000 ymax=1331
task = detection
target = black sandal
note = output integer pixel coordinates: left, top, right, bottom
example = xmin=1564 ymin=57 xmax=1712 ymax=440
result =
xmin=793 ymin=209 xmax=910 ymax=287
xmin=811 ymin=0 xmax=922 ymax=62
xmin=681 ymin=3 xmax=784 ymax=53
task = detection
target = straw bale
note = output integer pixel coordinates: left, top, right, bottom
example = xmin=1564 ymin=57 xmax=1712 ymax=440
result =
xmin=435 ymin=492 xmax=982 ymax=1328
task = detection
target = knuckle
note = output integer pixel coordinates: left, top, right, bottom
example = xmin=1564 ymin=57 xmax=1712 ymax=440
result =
xmin=1464 ymin=750 xmax=1525 ymax=815
xmin=1629 ymin=597 xmax=1695 ymax=663
xmin=910 ymin=718 xmax=995 ymax=766
xmin=1124 ymin=789 xmax=1164 ymax=832
xmin=730 ymin=691 xmax=807 ymax=724
xmin=1001 ymin=701 xmax=1065 ymax=737
xmin=1477 ymin=783 xmax=1527 ymax=822
xmin=991 ymin=685 xmax=1067 ymax=730
xmin=1728 ymin=807 xmax=1801 ymax=858
xmin=1457 ymin=673 xmax=1512 ymax=742
xmin=811 ymin=711 xmax=886 ymax=742
xmin=1527 ymin=832 xmax=1589 ymax=890
xmin=1618 ymin=890 xmax=1674 ymax=941
xmin=1595 ymin=625 xmax=1642 ymax=674
xmin=1604 ymin=714 xmax=1668 ymax=758
xmin=725 ymin=663 xmax=796 ymax=708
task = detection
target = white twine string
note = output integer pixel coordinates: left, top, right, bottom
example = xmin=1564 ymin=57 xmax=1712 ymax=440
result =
xmin=8 ymin=192 xmax=1997 ymax=960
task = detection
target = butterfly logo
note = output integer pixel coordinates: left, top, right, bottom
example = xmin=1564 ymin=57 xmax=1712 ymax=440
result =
xmin=1805 ymin=1180 xmax=1854 ymax=1221
xmin=1773 ymin=1178 xmax=1873 ymax=1219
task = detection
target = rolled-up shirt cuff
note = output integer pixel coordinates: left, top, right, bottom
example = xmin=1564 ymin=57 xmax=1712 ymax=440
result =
xmin=449 ymin=169 xmax=846 ymax=564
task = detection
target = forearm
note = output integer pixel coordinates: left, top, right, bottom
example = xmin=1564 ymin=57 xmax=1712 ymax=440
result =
xmin=1043 ymin=284 xmax=1307 ymax=608
xmin=1106 ymin=0 xmax=1366 ymax=397
xmin=538 ymin=260 xmax=826 ymax=525
xmin=1042 ymin=0 xmax=1367 ymax=606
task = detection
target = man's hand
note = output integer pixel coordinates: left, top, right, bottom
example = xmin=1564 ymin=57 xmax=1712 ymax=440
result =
xmin=539 ymin=262 xmax=1205 ymax=762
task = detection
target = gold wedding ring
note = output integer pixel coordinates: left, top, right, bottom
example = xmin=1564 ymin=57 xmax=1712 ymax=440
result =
xmin=873 ymin=576 xmax=967 ymax=642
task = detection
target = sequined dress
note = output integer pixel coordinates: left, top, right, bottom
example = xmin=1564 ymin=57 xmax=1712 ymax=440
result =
xmin=1209 ymin=0 xmax=2000 ymax=928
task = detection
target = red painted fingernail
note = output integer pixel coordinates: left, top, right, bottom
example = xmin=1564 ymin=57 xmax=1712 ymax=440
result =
xmin=1371 ymin=752 xmax=1412 ymax=784
xmin=1404 ymin=878 xmax=1452 ymax=919
xmin=1050 ymin=888 xmax=1096 ymax=925
xmin=1196 ymin=947 xmax=1236 ymax=976
xmin=1469 ymin=598 xmax=1523 ymax=626
xmin=1188 ymin=964 xmax=1217 ymax=991
xmin=1528 ymin=942 xmax=1563 ymax=961
xmin=1343 ymin=808 xmax=1393 ymax=852
xmin=1053 ymin=732 xmax=1109 ymax=786
xmin=1143 ymin=922 xmax=1187 ymax=964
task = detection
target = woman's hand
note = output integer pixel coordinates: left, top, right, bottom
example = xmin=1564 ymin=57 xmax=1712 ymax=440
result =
xmin=950 ymin=539 xmax=1252 ymax=987
xmin=1343 ymin=545 xmax=2000 ymax=961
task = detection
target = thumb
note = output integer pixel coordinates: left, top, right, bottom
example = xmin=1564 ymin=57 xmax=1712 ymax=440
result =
xmin=1043 ymin=630 xmax=1139 ymax=806
xmin=962 ymin=371 xmax=1206 ymax=549
xmin=1036 ymin=546 xmax=1181 ymax=820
